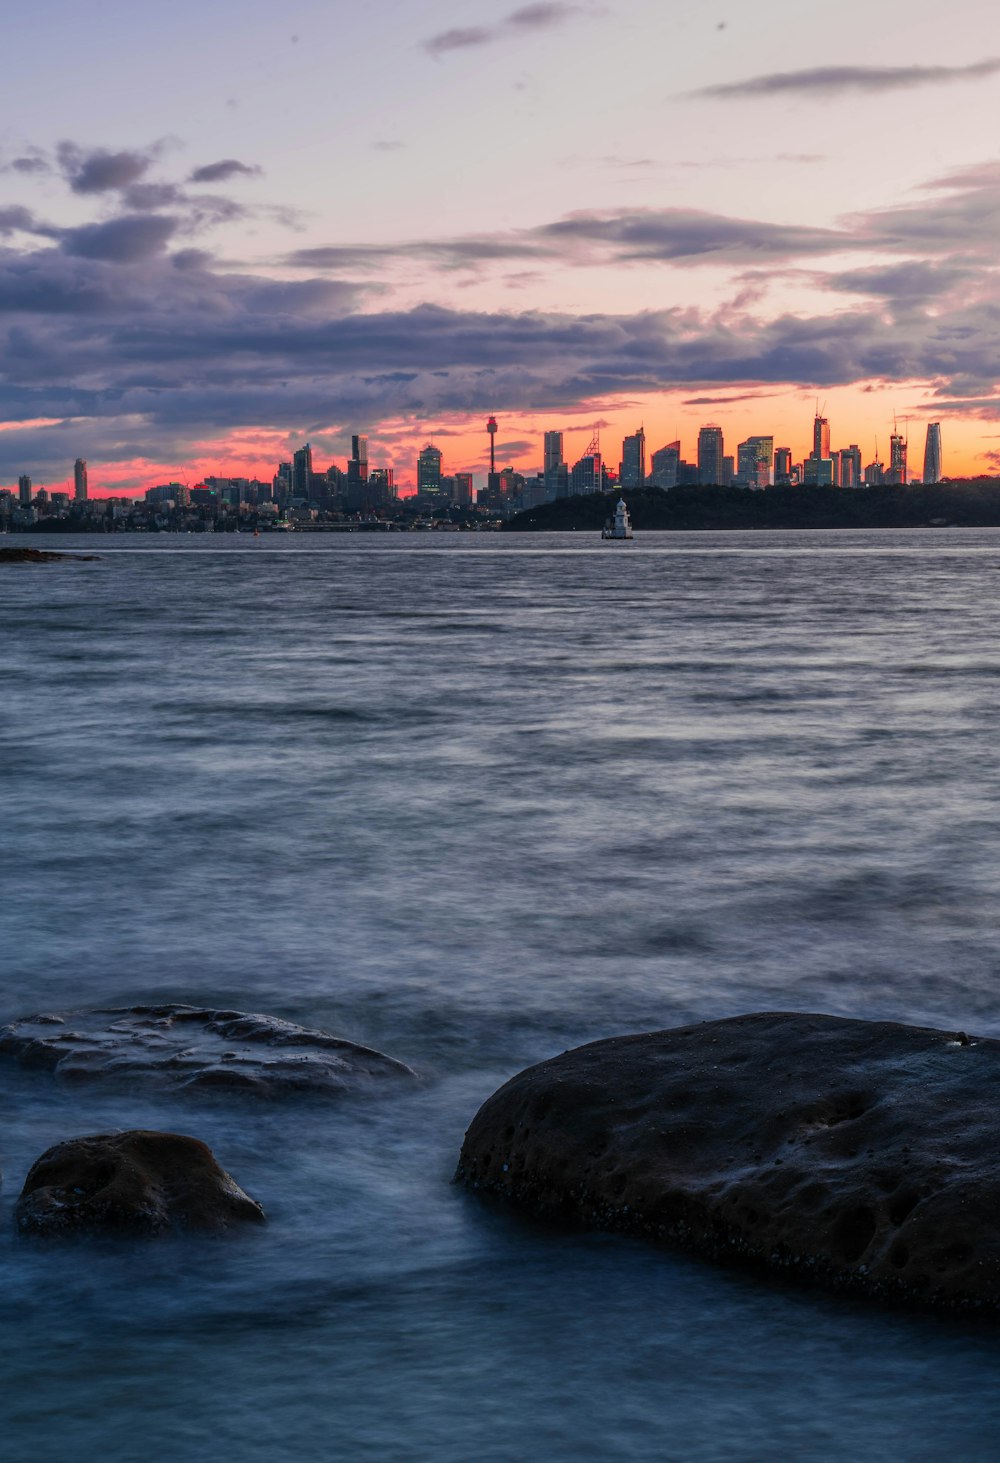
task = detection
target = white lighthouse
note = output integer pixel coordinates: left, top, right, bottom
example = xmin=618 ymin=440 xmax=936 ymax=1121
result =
xmin=602 ymin=498 xmax=633 ymax=540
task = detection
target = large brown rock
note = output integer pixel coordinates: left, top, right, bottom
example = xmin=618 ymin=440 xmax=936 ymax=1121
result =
xmin=455 ymin=1012 xmax=1000 ymax=1311
xmin=0 ymin=1004 xmax=416 ymax=1097
xmin=16 ymin=1130 xmax=266 ymax=1236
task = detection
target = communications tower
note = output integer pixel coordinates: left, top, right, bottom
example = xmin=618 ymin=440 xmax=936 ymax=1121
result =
xmin=487 ymin=415 xmax=498 ymax=475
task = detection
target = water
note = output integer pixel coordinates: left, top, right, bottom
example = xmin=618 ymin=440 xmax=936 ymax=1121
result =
xmin=4 ymin=528 xmax=1000 ymax=1461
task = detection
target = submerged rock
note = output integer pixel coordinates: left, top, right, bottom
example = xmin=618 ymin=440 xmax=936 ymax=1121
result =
xmin=456 ymin=1012 xmax=1000 ymax=1312
xmin=0 ymin=1004 xmax=416 ymax=1097
xmin=0 ymin=547 xmax=99 ymax=563
xmin=16 ymin=1130 xmax=265 ymax=1236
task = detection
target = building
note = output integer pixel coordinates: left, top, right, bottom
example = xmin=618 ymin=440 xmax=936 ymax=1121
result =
xmin=292 ymin=443 xmax=313 ymax=500
xmin=570 ymin=451 xmax=602 ymax=496
xmin=18 ymin=474 xmax=31 ymax=505
xmin=736 ymin=436 xmax=774 ymax=489
xmin=417 ymin=444 xmax=443 ymax=495
xmin=452 ymin=472 xmax=474 ymax=508
xmin=774 ymin=448 xmax=793 ymax=485
xmin=923 ymin=423 xmax=943 ymax=484
xmin=813 ymin=414 xmax=830 ymax=460
xmin=838 ymin=445 xmax=862 ymax=490
xmin=887 ymin=432 xmax=908 ymax=485
xmin=366 ymin=467 xmax=395 ymax=510
xmin=697 ymin=426 xmax=725 ymax=485
xmin=345 ymin=435 xmax=369 ymax=511
xmin=74 ymin=458 xmax=88 ymax=502
xmin=650 ymin=442 xmax=680 ymax=489
xmin=620 ymin=428 xmax=646 ymax=488
xmin=865 ymin=457 xmax=885 ymax=486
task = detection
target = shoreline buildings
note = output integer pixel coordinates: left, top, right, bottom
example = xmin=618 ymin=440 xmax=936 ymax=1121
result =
xmin=3 ymin=407 xmax=947 ymax=525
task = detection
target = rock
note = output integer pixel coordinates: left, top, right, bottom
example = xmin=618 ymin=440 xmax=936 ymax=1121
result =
xmin=455 ymin=1012 xmax=1000 ymax=1312
xmin=0 ymin=1004 xmax=416 ymax=1097
xmin=0 ymin=547 xmax=99 ymax=563
xmin=16 ymin=1130 xmax=265 ymax=1236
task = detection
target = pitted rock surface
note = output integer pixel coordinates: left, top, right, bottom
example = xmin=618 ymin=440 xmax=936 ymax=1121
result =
xmin=16 ymin=1129 xmax=265 ymax=1236
xmin=0 ymin=1004 xmax=416 ymax=1096
xmin=456 ymin=1012 xmax=1000 ymax=1312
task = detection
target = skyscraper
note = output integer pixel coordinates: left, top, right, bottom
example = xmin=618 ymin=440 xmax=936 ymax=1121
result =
xmin=923 ymin=423 xmax=943 ymax=484
xmin=813 ymin=414 xmax=830 ymax=460
xmin=292 ymin=443 xmax=313 ymax=499
xmin=346 ymin=434 xmax=369 ymax=510
xmin=18 ymin=474 xmax=31 ymax=505
xmin=620 ymin=427 xmax=646 ymax=488
xmin=839 ymin=445 xmax=862 ymax=490
xmin=736 ymin=435 xmax=774 ymax=489
xmin=887 ymin=432 xmax=908 ymax=485
xmin=417 ymin=444 xmax=443 ymax=495
xmin=774 ymin=448 xmax=793 ymax=485
xmin=650 ymin=442 xmax=680 ymax=489
xmin=74 ymin=459 xmax=88 ymax=502
xmin=697 ymin=426 xmax=724 ymax=485
xmin=569 ymin=450 xmax=602 ymax=495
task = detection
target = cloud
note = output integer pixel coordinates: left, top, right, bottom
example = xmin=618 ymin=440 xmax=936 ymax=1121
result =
xmin=424 ymin=26 xmax=493 ymax=54
xmin=682 ymin=391 xmax=786 ymax=406
xmin=57 ymin=143 xmax=162 ymax=194
xmin=823 ymin=262 xmax=975 ymax=301
xmin=692 ymin=59 xmax=1000 ymax=101
xmin=61 ymin=214 xmax=179 ymax=263
xmin=6 ymin=154 xmax=50 ymax=176
xmin=188 ymin=159 xmax=263 ymax=184
xmin=424 ymin=3 xmax=586 ymax=55
xmin=506 ymin=3 xmax=583 ymax=29
xmin=372 ymin=140 xmax=406 ymax=153
xmin=0 ymin=207 xmax=45 ymax=237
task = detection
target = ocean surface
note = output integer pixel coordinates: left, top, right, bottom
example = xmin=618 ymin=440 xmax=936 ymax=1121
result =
xmin=5 ymin=527 xmax=1000 ymax=1461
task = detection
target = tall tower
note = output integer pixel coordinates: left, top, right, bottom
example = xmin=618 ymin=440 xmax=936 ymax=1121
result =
xmin=292 ymin=443 xmax=313 ymax=499
xmin=923 ymin=423 xmax=942 ymax=484
xmin=487 ymin=416 xmax=498 ymax=476
xmin=74 ymin=459 xmax=88 ymax=502
xmin=697 ymin=425 xmax=724 ymax=485
xmin=812 ymin=413 xmax=830 ymax=460
xmin=18 ymin=474 xmax=31 ymax=505
xmin=620 ymin=427 xmax=646 ymax=488
xmin=888 ymin=430 xmax=908 ymax=485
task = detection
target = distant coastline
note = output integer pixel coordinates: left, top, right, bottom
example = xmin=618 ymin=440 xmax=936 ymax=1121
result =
xmin=505 ymin=481 xmax=1000 ymax=532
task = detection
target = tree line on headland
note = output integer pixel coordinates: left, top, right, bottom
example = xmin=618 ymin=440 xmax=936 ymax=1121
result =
xmin=505 ymin=480 xmax=1000 ymax=532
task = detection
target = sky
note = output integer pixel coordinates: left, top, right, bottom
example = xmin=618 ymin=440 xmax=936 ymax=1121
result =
xmin=4 ymin=0 xmax=1000 ymax=493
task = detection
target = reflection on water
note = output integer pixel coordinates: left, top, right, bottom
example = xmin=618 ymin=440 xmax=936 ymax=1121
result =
xmin=3 ymin=529 xmax=1000 ymax=1460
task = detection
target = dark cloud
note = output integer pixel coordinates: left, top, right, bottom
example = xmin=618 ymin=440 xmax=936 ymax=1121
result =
xmin=188 ymin=159 xmax=263 ymax=184
xmin=824 ymin=262 xmax=974 ymax=301
xmin=536 ymin=208 xmax=848 ymax=262
xmin=682 ymin=391 xmax=786 ymax=406
xmin=57 ymin=143 xmax=159 ymax=194
xmin=506 ymin=4 xmax=583 ymax=29
xmin=693 ymin=59 xmax=1000 ymax=101
xmin=121 ymin=182 xmax=187 ymax=211
xmin=61 ymin=215 xmax=179 ymax=263
xmin=424 ymin=26 xmax=492 ymax=54
xmin=424 ymin=3 xmax=586 ymax=55
xmin=7 ymin=155 xmax=50 ymax=176
xmin=0 ymin=207 xmax=44 ymax=237
xmin=6 ymin=230 xmax=1000 ymax=483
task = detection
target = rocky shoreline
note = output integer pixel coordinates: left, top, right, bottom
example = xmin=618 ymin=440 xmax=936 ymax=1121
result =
xmin=4 ymin=1003 xmax=1000 ymax=1315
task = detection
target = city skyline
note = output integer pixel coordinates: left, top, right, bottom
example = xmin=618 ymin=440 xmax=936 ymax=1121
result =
xmin=3 ymin=1 xmax=1000 ymax=491
xmin=1 ymin=404 xmax=949 ymax=500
